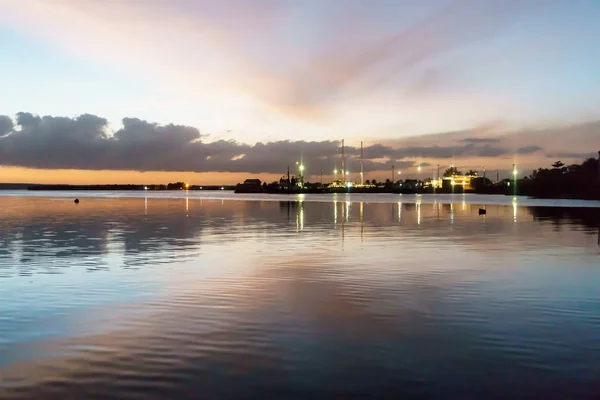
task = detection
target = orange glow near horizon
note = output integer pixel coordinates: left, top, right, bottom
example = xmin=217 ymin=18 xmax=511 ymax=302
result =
xmin=0 ymin=167 xmax=281 ymax=186
xmin=0 ymin=155 xmax=548 ymax=186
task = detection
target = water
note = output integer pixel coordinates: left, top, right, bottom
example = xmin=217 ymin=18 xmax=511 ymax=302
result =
xmin=1 ymin=193 xmax=599 ymax=399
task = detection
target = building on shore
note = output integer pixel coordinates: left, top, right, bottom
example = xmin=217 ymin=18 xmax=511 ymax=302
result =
xmin=235 ymin=179 xmax=264 ymax=193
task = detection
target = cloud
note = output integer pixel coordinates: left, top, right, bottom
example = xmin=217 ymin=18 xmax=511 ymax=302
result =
xmin=247 ymin=0 xmax=540 ymax=116
xmin=516 ymin=145 xmax=542 ymax=155
xmin=547 ymin=152 xmax=597 ymax=160
xmin=460 ymin=137 xmax=501 ymax=144
xmin=0 ymin=115 xmax=13 ymax=135
xmin=0 ymin=112 xmax=546 ymax=175
xmin=2 ymin=113 xmax=599 ymax=177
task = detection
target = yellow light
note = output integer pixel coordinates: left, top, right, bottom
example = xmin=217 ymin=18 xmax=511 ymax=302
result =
xmin=513 ymin=169 xmax=518 ymax=176
xmin=418 ymin=166 xmax=422 ymax=172
xmin=299 ymin=165 xmax=305 ymax=171
xmin=334 ymin=169 xmax=338 ymax=174
xmin=185 ymin=183 xmax=189 ymax=189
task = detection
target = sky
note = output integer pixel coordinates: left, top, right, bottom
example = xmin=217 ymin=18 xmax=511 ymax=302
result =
xmin=0 ymin=0 xmax=599 ymax=184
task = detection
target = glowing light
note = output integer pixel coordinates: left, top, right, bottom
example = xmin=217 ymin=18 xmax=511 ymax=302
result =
xmin=334 ymin=169 xmax=338 ymax=174
xmin=346 ymin=201 xmax=350 ymax=223
xmin=347 ymin=182 xmax=352 ymax=188
xmin=185 ymin=183 xmax=190 ymax=190
xmin=144 ymin=186 xmax=148 ymax=190
xmin=299 ymin=165 xmax=305 ymax=171
xmin=346 ymin=170 xmax=350 ymax=175
xmin=221 ymin=186 xmax=224 ymax=190
xmin=451 ymin=180 xmax=455 ymax=186
xmin=417 ymin=166 xmax=422 ymax=172
xmin=398 ymin=202 xmax=402 ymax=223
xmin=334 ymin=201 xmax=338 ymax=224
xmin=513 ymin=169 xmax=518 ymax=176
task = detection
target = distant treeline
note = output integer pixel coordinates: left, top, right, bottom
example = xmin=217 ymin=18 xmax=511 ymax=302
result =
xmin=28 ymin=184 xmax=148 ymax=191
xmin=517 ymin=158 xmax=600 ymax=200
xmin=27 ymin=183 xmax=235 ymax=191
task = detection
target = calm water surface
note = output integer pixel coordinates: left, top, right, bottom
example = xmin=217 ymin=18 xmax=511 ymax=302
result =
xmin=1 ymin=194 xmax=600 ymax=399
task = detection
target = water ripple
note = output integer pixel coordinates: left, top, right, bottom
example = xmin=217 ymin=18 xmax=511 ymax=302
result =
xmin=1 ymin=196 xmax=599 ymax=399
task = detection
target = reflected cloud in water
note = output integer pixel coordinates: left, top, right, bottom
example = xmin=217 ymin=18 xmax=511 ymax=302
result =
xmin=1 ymin=197 xmax=599 ymax=278
xmin=1 ymin=196 xmax=600 ymax=398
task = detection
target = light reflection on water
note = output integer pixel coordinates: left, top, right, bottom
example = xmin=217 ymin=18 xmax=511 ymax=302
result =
xmin=1 ymin=196 xmax=600 ymax=399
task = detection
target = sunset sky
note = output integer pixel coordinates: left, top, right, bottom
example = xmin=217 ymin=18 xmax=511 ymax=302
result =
xmin=0 ymin=0 xmax=599 ymax=184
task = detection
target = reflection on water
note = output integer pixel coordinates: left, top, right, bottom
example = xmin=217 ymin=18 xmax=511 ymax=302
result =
xmin=1 ymin=196 xmax=600 ymax=399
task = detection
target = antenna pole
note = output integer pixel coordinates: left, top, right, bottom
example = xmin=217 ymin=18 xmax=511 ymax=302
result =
xmin=341 ymin=139 xmax=345 ymax=183
xmin=360 ymin=141 xmax=364 ymax=185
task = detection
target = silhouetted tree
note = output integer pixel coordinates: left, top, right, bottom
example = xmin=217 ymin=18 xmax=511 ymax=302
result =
xmin=443 ymin=167 xmax=462 ymax=177
xmin=365 ymin=179 xmax=371 ymax=185
xmin=371 ymin=179 xmax=378 ymax=186
xmin=519 ymin=158 xmax=600 ymax=200
xmin=466 ymin=169 xmax=478 ymax=176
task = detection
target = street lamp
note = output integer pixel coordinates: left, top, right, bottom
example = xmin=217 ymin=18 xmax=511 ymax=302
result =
xmin=334 ymin=169 xmax=338 ymax=182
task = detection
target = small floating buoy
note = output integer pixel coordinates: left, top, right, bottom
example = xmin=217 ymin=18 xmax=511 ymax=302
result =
xmin=478 ymin=208 xmax=486 ymax=215
xmin=74 ymin=199 xmax=80 ymax=204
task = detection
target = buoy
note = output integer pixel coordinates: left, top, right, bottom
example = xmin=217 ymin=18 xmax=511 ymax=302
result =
xmin=74 ymin=199 xmax=80 ymax=204
xmin=478 ymin=208 xmax=486 ymax=215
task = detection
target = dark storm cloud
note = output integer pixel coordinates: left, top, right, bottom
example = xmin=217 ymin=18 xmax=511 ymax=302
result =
xmin=0 ymin=113 xmax=533 ymax=175
xmin=0 ymin=115 xmax=13 ymax=135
